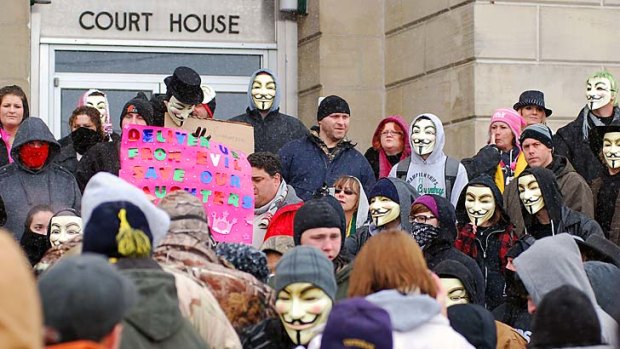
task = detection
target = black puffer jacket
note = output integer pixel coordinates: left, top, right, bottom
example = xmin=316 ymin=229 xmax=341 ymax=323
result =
xmin=554 ymin=105 xmax=620 ymax=184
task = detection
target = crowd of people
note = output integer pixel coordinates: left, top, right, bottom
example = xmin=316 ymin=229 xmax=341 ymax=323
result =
xmin=0 ymin=66 xmax=619 ymax=349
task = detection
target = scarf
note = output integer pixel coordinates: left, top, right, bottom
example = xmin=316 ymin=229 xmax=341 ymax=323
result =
xmin=256 ymin=180 xmax=289 ymax=229
xmin=409 ymin=222 xmax=440 ymax=249
xmin=0 ymin=127 xmax=14 ymax=163
xmin=379 ymin=151 xmax=405 ymax=178
xmin=582 ymin=106 xmax=620 ymax=141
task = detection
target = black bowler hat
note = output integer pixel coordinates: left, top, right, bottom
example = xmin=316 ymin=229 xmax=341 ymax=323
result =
xmin=164 ymin=66 xmax=204 ymax=105
xmin=513 ymin=90 xmax=553 ymax=117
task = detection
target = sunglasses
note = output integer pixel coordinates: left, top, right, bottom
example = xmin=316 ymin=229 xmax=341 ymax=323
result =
xmin=334 ymin=188 xmax=357 ymax=196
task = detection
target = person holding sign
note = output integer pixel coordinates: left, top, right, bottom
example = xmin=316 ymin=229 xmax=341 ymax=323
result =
xmin=231 ymin=68 xmax=308 ymax=154
xmin=76 ymin=93 xmax=154 ymax=191
xmin=163 ymin=66 xmax=204 ymax=128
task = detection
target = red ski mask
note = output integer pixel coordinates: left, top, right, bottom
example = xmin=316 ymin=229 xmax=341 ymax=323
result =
xmin=19 ymin=141 xmax=50 ymax=170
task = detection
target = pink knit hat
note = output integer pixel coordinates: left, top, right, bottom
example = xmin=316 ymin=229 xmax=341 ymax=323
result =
xmin=488 ymin=108 xmax=527 ymax=147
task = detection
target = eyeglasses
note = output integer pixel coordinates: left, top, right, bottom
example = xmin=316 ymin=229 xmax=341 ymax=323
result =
xmin=334 ymin=188 xmax=357 ymax=195
xmin=381 ymin=130 xmax=403 ymax=136
xmin=409 ymin=215 xmax=436 ymax=224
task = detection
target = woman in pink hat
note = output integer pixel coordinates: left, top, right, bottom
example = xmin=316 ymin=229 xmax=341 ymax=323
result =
xmin=462 ymin=108 xmax=527 ymax=193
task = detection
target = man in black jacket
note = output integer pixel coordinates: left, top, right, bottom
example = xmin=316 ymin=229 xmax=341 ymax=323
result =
xmin=231 ymin=69 xmax=308 ymax=154
xmin=554 ymin=71 xmax=620 ymax=183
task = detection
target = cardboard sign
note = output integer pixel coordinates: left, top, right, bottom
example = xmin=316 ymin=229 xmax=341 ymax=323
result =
xmin=119 ymin=125 xmax=254 ymax=244
xmin=164 ymin=115 xmax=254 ymax=155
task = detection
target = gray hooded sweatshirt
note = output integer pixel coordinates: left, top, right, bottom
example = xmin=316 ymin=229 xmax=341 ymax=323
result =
xmin=513 ymin=234 xmax=618 ymax=347
xmin=0 ymin=118 xmax=81 ymax=240
xmin=388 ymin=113 xmax=468 ymax=207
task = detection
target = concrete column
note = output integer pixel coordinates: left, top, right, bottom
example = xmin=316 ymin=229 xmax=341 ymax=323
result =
xmin=0 ymin=0 xmax=30 ymax=97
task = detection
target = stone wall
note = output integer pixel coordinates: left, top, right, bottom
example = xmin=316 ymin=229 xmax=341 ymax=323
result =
xmin=298 ymin=0 xmax=620 ymax=159
xmin=0 ymin=0 xmax=30 ymax=96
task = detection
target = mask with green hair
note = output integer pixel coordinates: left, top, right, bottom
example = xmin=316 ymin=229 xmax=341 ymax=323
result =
xmin=586 ymin=71 xmax=618 ymax=110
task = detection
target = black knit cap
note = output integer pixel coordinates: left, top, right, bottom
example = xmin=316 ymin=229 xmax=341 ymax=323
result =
xmin=529 ymin=285 xmax=602 ymax=349
xmin=120 ymin=92 xmax=154 ymax=127
xmin=294 ymin=196 xmax=346 ymax=249
xmin=519 ymin=124 xmax=554 ymax=149
xmin=369 ymin=178 xmax=399 ymax=203
xmin=317 ymin=95 xmax=350 ymax=121
xmin=447 ymin=304 xmax=497 ymax=349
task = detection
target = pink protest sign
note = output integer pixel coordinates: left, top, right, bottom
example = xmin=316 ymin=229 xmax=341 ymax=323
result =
xmin=119 ymin=125 xmax=254 ymax=244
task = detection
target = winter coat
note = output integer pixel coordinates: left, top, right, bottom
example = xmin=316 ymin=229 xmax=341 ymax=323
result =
xmin=0 ymin=232 xmax=43 ymax=349
xmin=366 ymin=290 xmax=475 ymax=349
xmin=230 ymin=68 xmax=308 ymax=154
xmin=583 ymin=261 xmax=620 ymax=321
xmin=0 ymin=118 xmax=81 ymax=240
xmin=344 ymin=178 xmax=418 ymax=256
xmin=455 ymin=175 xmax=518 ymax=310
xmin=364 ymin=115 xmax=412 ymax=179
xmin=462 ymin=145 xmax=528 ymax=194
xmin=504 ymin=155 xmax=594 ymax=236
xmin=54 ymin=142 xmax=79 ymax=175
xmin=279 ymin=128 xmax=376 ymax=201
xmin=516 ymin=167 xmax=603 ymax=240
xmin=419 ymin=194 xmax=487 ymax=304
xmin=513 ymin=234 xmax=619 ymax=347
xmin=153 ymin=228 xmax=277 ymax=331
xmin=554 ymin=106 xmax=620 ymax=184
xmin=0 ymin=137 xmax=9 ymax=167
xmin=239 ymin=318 xmax=296 ymax=349
xmin=591 ymin=176 xmax=620 ymax=246
xmin=389 ymin=113 xmax=468 ymax=207
xmin=116 ymin=258 xmax=207 ymax=349
xmin=163 ymin=266 xmax=242 ymax=349
xmin=253 ymin=182 xmax=302 ymax=248
xmin=75 ymin=140 xmax=120 ymax=192
xmin=495 ymin=321 xmax=527 ymax=349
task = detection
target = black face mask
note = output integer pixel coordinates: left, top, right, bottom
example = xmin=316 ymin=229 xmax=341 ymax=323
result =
xmin=20 ymin=230 xmax=51 ymax=266
xmin=71 ymin=127 xmax=102 ymax=155
xmin=504 ymin=269 xmax=529 ymax=300
xmin=409 ymin=222 xmax=440 ymax=249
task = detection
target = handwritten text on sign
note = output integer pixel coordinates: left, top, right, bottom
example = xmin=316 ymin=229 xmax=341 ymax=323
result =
xmin=119 ymin=125 xmax=253 ymax=244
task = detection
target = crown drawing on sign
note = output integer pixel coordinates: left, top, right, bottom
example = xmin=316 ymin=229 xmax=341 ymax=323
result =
xmin=211 ymin=211 xmax=237 ymax=235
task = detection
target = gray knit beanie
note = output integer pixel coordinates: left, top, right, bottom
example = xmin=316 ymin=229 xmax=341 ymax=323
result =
xmin=274 ymin=246 xmax=337 ymax=301
xmin=519 ymin=124 xmax=554 ymax=149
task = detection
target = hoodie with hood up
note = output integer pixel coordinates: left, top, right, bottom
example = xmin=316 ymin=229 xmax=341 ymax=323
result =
xmin=344 ymin=177 xmax=418 ymax=256
xmin=366 ymin=290 xmax=474 ymax=349
xmin=455 ymin=175 xmax=517 ymax=310
xmin=389 ymin=113 xmax=468 ymax=207
xmin=513 ymin=234 xmax=619 ymax=347
xmin=517 ymin=167 xmax=603 ymax=240
xmin=364 ymin=115 xmax=412 ymax=179
xmin=413 ymin=194 xmax=486 ymax=305
xmin=230 ymin=69 xmax=308 ymax=154
xmin=0 ymin=118 xmax=81 ymax=240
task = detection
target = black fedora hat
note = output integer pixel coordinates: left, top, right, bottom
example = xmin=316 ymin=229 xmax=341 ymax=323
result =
xmin=513 ymin=90 xmax=553 ymax=117
xmin=164 ymin=66 xmax=203 ymax=105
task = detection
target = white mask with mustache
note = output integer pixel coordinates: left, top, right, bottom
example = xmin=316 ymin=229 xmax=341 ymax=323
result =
xmin=586 ymin=77 xmax=614 ymax=111
xmin=276 ymin=282 xmax=332 ymax=345
xmin=411 ymin=118 xmax=436 ymax=155
xmin=465 ymin=186 xmax=495 ymax=227
xmin=603 ymin=132 xmax=620 ymax=169
xmin=518 ymin=174 xmax=545 ymax=215
xmin=251 ymin=74 xmax=276 ymax=111
xmin=369 ymin=196 xmax=400 ymax=227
